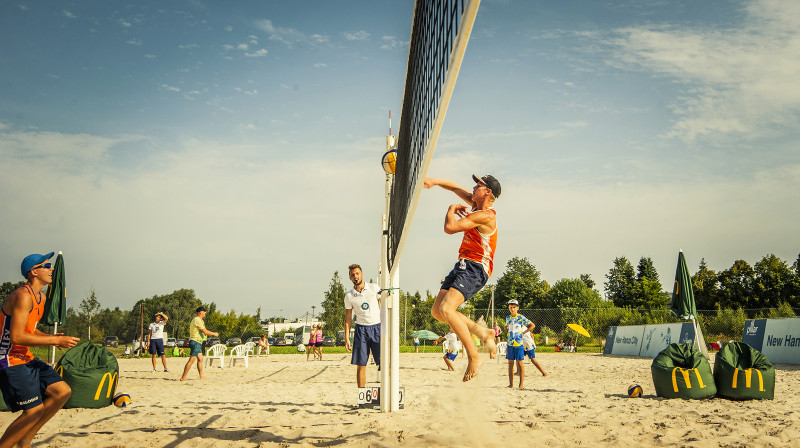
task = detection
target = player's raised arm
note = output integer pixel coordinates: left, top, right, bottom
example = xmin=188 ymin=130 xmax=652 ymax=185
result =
xmin=424 ymin=177 xmax=474 ymax=206
xmin=444 ymin=206 xmax=496 ymax=235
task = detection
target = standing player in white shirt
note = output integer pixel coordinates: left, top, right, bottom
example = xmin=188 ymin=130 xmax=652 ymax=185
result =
xmin=147 ymin=312 xmax=169 ymax=373
xmin=343 ymin=264 xmax=381 ymax=388
xmin=519 ymin=329 xmax=547 ymax=377
xmin=434 ymin=328 xmax=460 ymax=371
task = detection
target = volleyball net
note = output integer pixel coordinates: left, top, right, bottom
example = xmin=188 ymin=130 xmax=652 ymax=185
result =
xmin=387 ymin=0 xmax=481 ymax=275
xmin=377 ymin=0 xmax=480 ymax=413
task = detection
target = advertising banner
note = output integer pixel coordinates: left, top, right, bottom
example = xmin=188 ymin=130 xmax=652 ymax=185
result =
xmin=604 ymin=325 xmax=645 ymax=356
xmin=742 ymin=318 xmax=800 ymax=365
xmin=605 ymin=322 xmax=699 ymax=358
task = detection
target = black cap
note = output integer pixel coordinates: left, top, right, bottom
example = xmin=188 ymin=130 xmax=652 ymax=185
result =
xmin=196 ymin=306 xmax=207 ymax=313
xmin=472 ymin=174 xmax=501 ymax=198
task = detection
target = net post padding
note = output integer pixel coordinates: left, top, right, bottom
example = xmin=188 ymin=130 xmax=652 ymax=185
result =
xmin=387 ymin=0 xmax=481 ymax=277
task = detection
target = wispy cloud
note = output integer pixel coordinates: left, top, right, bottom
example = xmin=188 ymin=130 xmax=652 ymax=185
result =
xmin=344 ymin=30 xmax=370 ymax=41
xmin=62 ymin=10 xmax=76 ymax=19
xmin=253 ymin=19 xmax=328 ymax=47
xmin=610 ymin=0 xmax=800 ymax=143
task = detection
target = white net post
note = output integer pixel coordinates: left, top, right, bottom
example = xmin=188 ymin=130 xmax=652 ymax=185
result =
xmin=380 ymin=136 xmax=401 ymax=412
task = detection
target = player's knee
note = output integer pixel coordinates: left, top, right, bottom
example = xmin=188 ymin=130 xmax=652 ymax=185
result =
xmin=430 ymin=305 xmax=442 ymax=320
xmin=23 ymin=404 xmax=45 ymax=419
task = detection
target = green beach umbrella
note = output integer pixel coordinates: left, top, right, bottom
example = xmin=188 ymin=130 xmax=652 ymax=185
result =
xmin=669 ymin=251 xmax=697 ymax=320
xmin=44 ymin=252 xmax=67 ymax=326
xmin=410 ymin=330 xmax=439 ymax=341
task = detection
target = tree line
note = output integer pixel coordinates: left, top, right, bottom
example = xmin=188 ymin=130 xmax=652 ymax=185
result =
xmin=0 ymin=284 xmax=266 ymax=345
xmin=3 ymin=251 xmax=797 ymax=345
xmin=317 ymin=252 xmax=800 ymax=340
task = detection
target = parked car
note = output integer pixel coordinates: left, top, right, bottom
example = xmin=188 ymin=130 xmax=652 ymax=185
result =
xmin=336 ymin=329 xmax=355 ymax=346
xmin=268 ymin=337 xmax=276 ymax=345
xmin=102 ymin=336 xmax=118 ymax=348
xmin=165 ymin=338 xmax=177 ymax=348
xmin=274 ymin=338 xmax=287 ymax=346
xmin=182 ymin=337 xmax=191 ymax=348
xmin=227 ymin=337 xmax=242 ymax=347
xmin=322 ymin=336 xmax=335 ymax=347
xmin=203 ymin=337 xmax=221 ymax=349
xmin=246 ymin=337 xmax=260 ymax=344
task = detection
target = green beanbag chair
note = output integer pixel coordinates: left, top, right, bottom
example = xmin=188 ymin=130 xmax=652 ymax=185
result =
xmin=713 ymin=341 xmax=774 ymax=400
xmin=55 ymin=342 xmax=119 ymax=408
xmin=651 ymin=343 xmax=716 ymax=399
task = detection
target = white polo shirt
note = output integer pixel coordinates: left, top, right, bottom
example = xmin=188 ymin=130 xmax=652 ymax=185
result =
xmin=344 ymin=283 xmax=381 ymax=326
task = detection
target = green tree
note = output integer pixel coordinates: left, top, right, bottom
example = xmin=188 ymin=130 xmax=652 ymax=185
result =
xmin=692 ymin=258 xmax=719 ymax=310
xmin=717 ymin=260 xmax=756 ymax=309
xmin=605 ymin=257 xmax=636 ymax=307
xmin=579 ymin=274 xmax=595 ymax=289
xmin=319 ymin=271 xmax=347 ymax=335
xmin=753 ymin=254 xmax=793 ymax=308
xmin=636 ymin=257 xmax=660 ymax=283
xmin=633 ymin=257 xmax=665 ymax=309
xmin=79 ymin=290 xmax=102 ymax=342
xmin=545 ymin=278 xmax=606 ymax=309
xmin=494 ymin=257 xmax=549 ymax=308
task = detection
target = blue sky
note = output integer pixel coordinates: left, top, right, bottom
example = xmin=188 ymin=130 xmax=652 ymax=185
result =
xmin=1 ymin=0 xmax=798 ymax=319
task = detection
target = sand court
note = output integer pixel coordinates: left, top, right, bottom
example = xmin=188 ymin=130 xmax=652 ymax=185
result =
xmin=2 ymin=352 xmax=799 ymax=447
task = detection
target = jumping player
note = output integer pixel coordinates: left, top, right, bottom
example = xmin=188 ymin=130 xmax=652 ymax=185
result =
xmin=0 ymin=252 xmax=80 ymax=448
xmin=424 ymin=174 xmax=501 ymax=382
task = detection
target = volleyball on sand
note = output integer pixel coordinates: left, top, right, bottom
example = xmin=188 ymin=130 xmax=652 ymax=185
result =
xmin=628 ymin=385 xmax=643 ymax=398
xmin=113 ymin=393 xmax=132 ymax=407
xmin=381 ymin=149 xmax=397 ymax=175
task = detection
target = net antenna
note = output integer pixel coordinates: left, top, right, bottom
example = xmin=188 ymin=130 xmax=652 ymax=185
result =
xmin=379 ymin=0 xmax=481 ymax=413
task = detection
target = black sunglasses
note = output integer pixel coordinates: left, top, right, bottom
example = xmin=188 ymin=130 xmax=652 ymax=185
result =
xmin=33 ymin=263 xmax=52 ymax=270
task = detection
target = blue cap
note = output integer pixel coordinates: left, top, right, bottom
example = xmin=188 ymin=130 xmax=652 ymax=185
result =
xmin=21 ymin=252 xmax=54 ymax=278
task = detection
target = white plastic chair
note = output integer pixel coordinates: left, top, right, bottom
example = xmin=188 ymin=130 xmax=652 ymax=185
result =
xmin=244 ymin=341 xmax=256 ymax=357
xmin=229 ymin=344 xmax=249 ymax=368
xmin=205 ymin=343 xmax=226 ymax=368
xmin=497 ymin=342 xmax=507 ymax=356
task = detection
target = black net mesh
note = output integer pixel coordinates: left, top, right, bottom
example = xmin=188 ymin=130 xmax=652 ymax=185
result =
xmin=388 ymin=0 xmax=467 ymax=272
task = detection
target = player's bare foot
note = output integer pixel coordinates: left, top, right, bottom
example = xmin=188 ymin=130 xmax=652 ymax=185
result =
xmin=199 ymin=376 xmax=208 ymax=380
xmin=463 ymin=356 xmax=484 ymax=382
xmin=179 ymin=377 xmax=188 ymax=381
xmin=542 ymin=372 xmax=548 ymax=376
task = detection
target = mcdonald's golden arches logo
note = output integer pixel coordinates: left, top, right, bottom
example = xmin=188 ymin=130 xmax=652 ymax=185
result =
xmin=94 ymin=372 xmax=118 ymax=401
xmin=731 ymin=368 xmax=764 ymax=391
xmin=671 ymin=367 xmax=706 ymax=393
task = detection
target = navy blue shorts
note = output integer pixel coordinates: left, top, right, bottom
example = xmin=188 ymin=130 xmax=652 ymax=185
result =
xmin=149 ymin=338 xmax=165 ymax=356
xmin=351 ymin=324 xmax=380 ymax=367
xmin=524 ymin=347 xmax=536 ymax=359
xmin=506 ymin=345 xmax=525 ymax=361
xmin=440 ymin=259 xmax=489 ymax=300
xmin=445 ymin=351 xmax=458 ymax=361
xmin=0 ymin=358 xmax=65 ymax=412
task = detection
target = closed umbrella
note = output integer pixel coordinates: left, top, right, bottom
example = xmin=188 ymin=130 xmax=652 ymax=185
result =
xmin=44 ymin=251 xmax=66 ymax=364
xmin=669 ymin=250 xmax=697 ymax=320
xmin=669 ymin=250 xmax=708 ymax=358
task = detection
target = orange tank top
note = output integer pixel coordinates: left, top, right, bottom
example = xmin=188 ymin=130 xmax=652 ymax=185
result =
xmin=0 ymin=285 xmax=45 ymax=370
xmin=458 ymin=208 xmax=498 ymax=276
